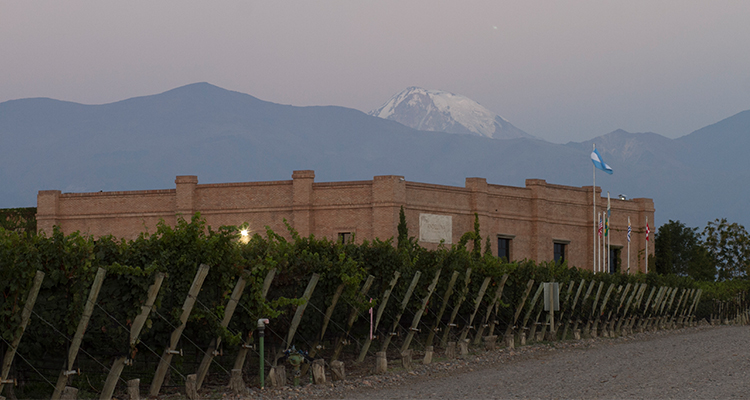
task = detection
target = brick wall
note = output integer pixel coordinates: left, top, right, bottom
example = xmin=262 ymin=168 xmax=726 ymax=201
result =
xmin=37 ymin=170 xmax=654 ymax=272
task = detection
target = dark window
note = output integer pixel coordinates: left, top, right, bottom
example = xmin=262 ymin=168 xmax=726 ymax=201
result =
xmin=554 ymin=242 xmax=566 ymax=263
xmin=497 ymin=237 xmax=511 ymax=261
xmin=338 ymin=232 xmax=352 ymax=244
xmin=608 ymin=247 xmax=620 ymax=274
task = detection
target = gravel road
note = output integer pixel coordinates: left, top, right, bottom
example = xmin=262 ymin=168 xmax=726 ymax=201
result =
xmin=240 ymin=324 xmax=749 ymax=400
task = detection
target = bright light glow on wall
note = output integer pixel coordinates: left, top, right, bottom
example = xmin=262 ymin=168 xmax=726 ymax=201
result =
xmin=239 ymin=228 xmax=250 ymax=244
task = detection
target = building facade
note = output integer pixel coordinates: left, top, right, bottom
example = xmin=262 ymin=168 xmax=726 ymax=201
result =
xmin=37 ymin=170 xmax=654 ymax=272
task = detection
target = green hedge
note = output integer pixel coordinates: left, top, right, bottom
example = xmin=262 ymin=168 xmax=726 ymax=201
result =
xmin=1 ymin=213 xmax=747 ymax=398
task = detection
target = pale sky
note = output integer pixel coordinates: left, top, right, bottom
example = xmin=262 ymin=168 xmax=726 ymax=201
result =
xmin=2 ymin=1 xmax=749 ymax=143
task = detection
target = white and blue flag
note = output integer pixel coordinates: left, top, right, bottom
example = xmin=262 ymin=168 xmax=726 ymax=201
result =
xmin=627 ymin=222 xmax=631 ymax=242
xmin=591 ymin=148 xmax=613 ymax=174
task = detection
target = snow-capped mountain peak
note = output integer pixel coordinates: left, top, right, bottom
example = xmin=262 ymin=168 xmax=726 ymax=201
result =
xmin=369 ymin=87 xmax=533 ymax=140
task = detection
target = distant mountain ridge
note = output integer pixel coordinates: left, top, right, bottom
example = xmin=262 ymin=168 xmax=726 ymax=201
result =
xmin=1 ymin=82 xmax=748 ymax=230
xmin=369 ymin=86 xmax=533 ymax=140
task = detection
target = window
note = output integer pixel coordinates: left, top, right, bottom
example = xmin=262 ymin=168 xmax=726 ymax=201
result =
xmin=338 ymin=232 xmax=352 ymax=244
xmin=554 ymin=242 xmax=566 ymax=263
xmin=497 ymin=235 xmax=513 ymax=261
xmin=608 ymin=247 xmax=621 ymax=274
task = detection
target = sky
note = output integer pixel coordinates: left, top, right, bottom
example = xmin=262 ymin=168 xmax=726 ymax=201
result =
xmin=2 ymin=1 xmax=749 ymax=143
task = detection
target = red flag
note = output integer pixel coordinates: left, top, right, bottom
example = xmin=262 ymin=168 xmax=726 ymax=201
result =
xmin=646 ymin=223 xmax=650 ymax=241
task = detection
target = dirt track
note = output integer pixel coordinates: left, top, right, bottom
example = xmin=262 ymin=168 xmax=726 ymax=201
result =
xmin=250 ymin=324 xmax=750 ymax=400
xmin=335 ymin=325 xmax=750 ymax=399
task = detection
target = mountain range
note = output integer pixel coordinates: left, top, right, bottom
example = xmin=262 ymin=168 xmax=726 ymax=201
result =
xmin=1 ymin=82 xmax=748 ymax=230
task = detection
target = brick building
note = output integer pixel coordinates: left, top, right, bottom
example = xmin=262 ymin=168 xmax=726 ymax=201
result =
xmin=37 ymin=170 xmax=654 ymax=272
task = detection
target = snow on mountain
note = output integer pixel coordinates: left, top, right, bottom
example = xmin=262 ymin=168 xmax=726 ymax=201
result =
xmin=369 ymin=87 xmax=534 ymax=140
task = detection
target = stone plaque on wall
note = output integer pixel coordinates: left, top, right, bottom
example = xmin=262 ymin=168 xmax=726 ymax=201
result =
xmin=419 ymin=214 xmax=452 ymax=244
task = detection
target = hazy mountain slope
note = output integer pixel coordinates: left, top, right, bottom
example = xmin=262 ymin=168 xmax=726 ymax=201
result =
xmin=676 ymin=110 xmax=750 ymax=170
xmin=2 ymin=82 xmax=749 ymax=230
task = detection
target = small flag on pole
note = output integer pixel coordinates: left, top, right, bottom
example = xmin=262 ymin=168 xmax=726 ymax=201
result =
xmin=646 ymin=223 xmax=650 ymax=241
xmin=627 ymin=220 xmax=631 ymax=242
xmin=605 ymin=194 xmax=610 ymax=237
xmin=598 ymin=214 xmax=603 ymax=237
xmin=591 ymin=148 xmax=613 ymax=174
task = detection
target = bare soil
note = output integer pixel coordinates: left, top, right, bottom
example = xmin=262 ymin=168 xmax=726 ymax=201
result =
xmin=195 ymin=324 xmax=750 ymax=399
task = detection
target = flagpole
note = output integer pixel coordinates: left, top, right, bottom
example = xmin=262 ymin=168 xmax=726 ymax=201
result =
xmin=627 ymin=216 xmax=631 ymax=275
xmin=593 ymin=144 xmax=596 ymax=273
xmin=597 ymin=212 xmax=600 ymax=273
xmin=607 ymin=192 xmax=611 ymax=274
xmin=598 ymin=211 xmax=602 ymax=273
xmin=645 ymin=216 xmax=649 ymax=273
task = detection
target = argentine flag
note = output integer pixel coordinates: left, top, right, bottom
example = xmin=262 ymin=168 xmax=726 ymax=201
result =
xmin=591 ymin=148 xmax=613 ymax=174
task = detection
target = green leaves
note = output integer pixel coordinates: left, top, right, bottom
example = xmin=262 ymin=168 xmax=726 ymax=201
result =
xmin=2 ymin=212 xmax=749 ymax=394
xmin=703 ymin=218 xmax=750 ymax=280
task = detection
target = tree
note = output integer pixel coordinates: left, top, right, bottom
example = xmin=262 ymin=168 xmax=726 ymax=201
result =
xmin=702 ymin=218 xmax=750 ymax=280
xmin=396 ymin=205 xmax=418 ymax=253
xmin=472 ymin=213 xmax=481 ymax=259
xmin=654 ymin=220 xmax=715 ymax=280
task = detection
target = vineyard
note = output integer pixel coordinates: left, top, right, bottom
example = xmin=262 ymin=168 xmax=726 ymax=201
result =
xmin=1 ymin=214 xmax=749 ymax=400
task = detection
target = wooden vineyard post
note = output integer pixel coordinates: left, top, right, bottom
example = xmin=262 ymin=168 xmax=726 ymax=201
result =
xmin=100 ymin=272 xmax=165 ymax=400
xmin=669 ymin=288 xmax=689 ymax=326
xmin=646 ymin=287 xmax=666 ymax=330
xmin=503 ymin=279 xmax=534 ymax=343
xmin=458 ymin=276 xmax=491 ymax=343
xmin=651 ymin=287 xmax=670 ymax=329
xmin=604 ymin=286 xmax=623 ymax=335
xmin=282 ymin=273 xmax=320 ymax=350
xmin=401 ymin=270 xmax=442 ymax=353
xmin=675 ymin=289 xmax=697 ymax=326
xmin=302 ymin=281 xmax=345 ymax=376
xmin=626 ymin=284 xmax=648 ymax=331
xmin=232 ymin=268 xmax=276 ymax=371
xmin=0 ymin=271 xmax=44 ymax=396
xmin=357 ymin=272 xmax=400 ymax=362
xmin=425 ymin=271 xmax=459 ymax=348
xmin=619 ymin=284 xmax=644 ymax=333
xmin=681 ymin=289 xmax=697 ymax=325
xmin=615 ymin=283 xmax=639 ymax=334
xmin=662 ymin=287 xmax=679 ymax=328
xmin=572 ymin=280 xmax=596 ymax=338
xmin=676 ymin=289 xmax=695 ymax=326
xmin=686 ymin=288 xmax=702 ymax=325
xmin=651 ymin=287 xmax=668 ymax=329
xmin=592 ymin=284 xmax=615 ymax=336
xmin=562 ymin=279 xmax=585 ymax=340
xmin=331 ymin=275 xmax=375 ymax=361
xmin=474 ymin=274 xmax=509 ymax=345
xmin=583 ymin=282 xmax=604 ymax=337
xmin=149 ymin=264 xmax=210 ymax=398
xmin=271 ymin=274 xmax=321 ymax=381
xmin=656 ymin=287 xmax=674 ymax=328
xmin=607 ymin=284 xmax=630 ymax=334
xmin=688 ymin=289 xmax=702 ymax=324
xmin=399 ymin=270 xmax=440 ymax=353
xmin=51 ymin=268 xmax=107 ymax=400
xmin=195 ymin=275 xmax=248 ymax=389
xmin=552 ymin=280 xmax=574 ymax=335
xmin=440 ymin=269 xmax=473 ymax=347
xmin=309 ymin=283 xmax=346 ymax=359
xmin=381 ymin=272 xmax=421 ymax=352
xmin=637 ymin=286 xmax=658 ymax=331
xmin=522 ymin=284 xmax=544 ymax=341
